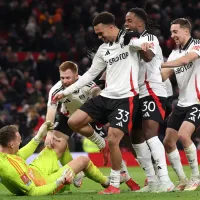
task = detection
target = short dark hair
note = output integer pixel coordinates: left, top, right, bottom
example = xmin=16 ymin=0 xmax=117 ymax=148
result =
xmin=92 ymin=12 xmax=115 ymax=26
xmin=128 ymin=8 xmax=147 ymax=24
xmin=0 ymin=125 xmax=18 ymax=147
xmin=171 ymin=18 xmax=192 ymax=32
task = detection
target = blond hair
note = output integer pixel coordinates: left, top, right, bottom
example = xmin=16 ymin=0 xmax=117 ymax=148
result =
xmin=59 ymin=61 xmax=78 ymax=73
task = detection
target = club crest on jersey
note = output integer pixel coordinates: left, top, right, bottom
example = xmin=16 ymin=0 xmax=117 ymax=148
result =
xmin=192 ymin=45 xmax=200 ymax=51
xmin=20 ymin=173 xmax=32 ymax=186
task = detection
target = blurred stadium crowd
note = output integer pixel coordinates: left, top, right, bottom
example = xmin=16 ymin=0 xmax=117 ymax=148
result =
xmin=0 ymin=0 xmax=200 ymax=152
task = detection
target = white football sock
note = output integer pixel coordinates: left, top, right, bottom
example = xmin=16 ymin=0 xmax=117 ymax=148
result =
xmin=121 ymin=160 xmax=131 ymax=181
xmin=87 ymin=130 xmax=105 ymax=149
xmin=184 ymin=143 xmax=199 ymax=177
xmin=110 ymin=169 xmax=121 ymax=188
xmin=167 ymin=148 xmax=186 ymax=181
xmin=147 ymin=136 xmax=170 ymax=182
xmin=132 ymin=141 xmax=157 ymax=182
xmin=152 ymin=156 xmax=159 ymax=176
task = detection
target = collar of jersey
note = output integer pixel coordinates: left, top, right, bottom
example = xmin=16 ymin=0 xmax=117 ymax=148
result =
xmin=140 ymin=30 xmax=148 ymax=37
xmin=109 ymin=29 xmax=124 ymax=46
xmin=180 ymin=37 xmax=193 ymax=51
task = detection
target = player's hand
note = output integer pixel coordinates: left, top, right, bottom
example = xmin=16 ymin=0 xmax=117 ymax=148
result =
xmin=56 ymin=168 xmax=75 ymax=187
xmin=63 ymin=168 xmax=75 ymax=184
xmin=141 ymin=42 xmax=154 ymax=52
xmin=44 ymin=131 xmax=55 ymax=148
xmin=34 ymin=121 xmax=54 ymax=143
xmin=53 ymin=92 xmax=65 ymax=102
xmin=123 ymin=31 xmax=140 ymax=46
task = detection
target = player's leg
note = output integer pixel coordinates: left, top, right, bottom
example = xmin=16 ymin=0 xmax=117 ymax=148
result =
xmin=120 ymin=159 xmax=140 ymax=191
xmin=49 ymin=156 xmax=109 ymax=188
xmin=68 ymin=109 xmax=95 ymax=137
xmin=91 ymin=122 xmax=139 ymax=191
xmin=119 ymin=135 xmax=140 ymax=191
xmin=68 ymin=96 xmax=109 ymax=165
xmin=131 ymin=128 xmax=158 ymax=192
xmin=54 ymin=114 xmax=85 ymax=187
xmin=140 ymin=96 xmax=174 ymax=192
xmin=144 ymin=121 xmax=174 ymax=192
xmin=131 ymin=101 xmax=158 ymax=192
xmin=164 ymin=106 xmax=187 ymax=190
xmin=99 ymin=95 xmax=139 ymax=194
xmin=54 ymin=114 xmax=74 ymax=166
xmin=30 ymin=137 xmax=67 ymax=180
xmin=179 ymin=105 xmax=200 ymax=191
xmin=98 ymin=127 xmax=124 ymax=194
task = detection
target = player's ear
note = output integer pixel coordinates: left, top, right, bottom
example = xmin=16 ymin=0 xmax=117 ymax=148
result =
xmin=184 ymin=28 xmax=190 ymax=35
xmin=109 ymin=24 xmax=114 ymax=31
xmin=75 ymin=73 xmax=78 ymax=80
xmin=8 ymin=141 xmax=14 ymax=149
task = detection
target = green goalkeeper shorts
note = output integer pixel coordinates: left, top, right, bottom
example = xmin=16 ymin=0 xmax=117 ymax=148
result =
xmin=29 ymin=147 xmax=69 ymax=183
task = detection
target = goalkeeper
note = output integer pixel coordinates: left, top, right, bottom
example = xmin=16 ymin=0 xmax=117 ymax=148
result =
xmin=0 ymin=122 xmax=109 ymax=196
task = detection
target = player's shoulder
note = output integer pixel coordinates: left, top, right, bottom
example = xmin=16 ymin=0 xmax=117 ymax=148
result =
xmin=189 ymin=38 xmax=200 ymax=50
xmin=98 ymin=43 xmax=108 ymax=51
xmin=140 ymin=30 xmax=157 ymax=42
xmin=49 ymin=81 xmax=64 ymax=95
xmin=192 ymin=38 xmax=200 ymax=45
xmin=95 ymin=44 xmax=107 ymax=58
xmin=183 ymin=38 xmax=199 ymax=50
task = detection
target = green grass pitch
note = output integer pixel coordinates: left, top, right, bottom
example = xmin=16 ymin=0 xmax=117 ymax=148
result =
xmin=0 ymin=166 xmax=200 ymax=200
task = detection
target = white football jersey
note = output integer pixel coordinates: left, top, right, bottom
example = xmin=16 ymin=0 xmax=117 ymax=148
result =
xmin=164 ymin=79 xmax=173 ymax=97
xmin=138 ymin=30 xmax=167 ymax=98
xmin=168 ymin=38 xmax=200 ymax=107
xmin=63 ymin=30 xmax=149 ymax=99
xmin=47 ymin=79 xmax=97 ymax=116
xmin=94 ymin=30 xmax=140 ymax=98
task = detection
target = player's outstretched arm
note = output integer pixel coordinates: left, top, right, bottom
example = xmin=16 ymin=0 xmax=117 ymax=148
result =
xmin=17 ymin=121 xmax=54 ymax=159
xmin=123 ymin=32 xmax=154 ymax=52
xmin=162 ymin=52 xmax=199 ymax=68
xmin=53 ymin=51 xmax=106 ymax=102
xmin=2 ymin=162 xmax=72 ymax=196
xmin=28 ymin=167 xmax=74 ymax=196
xmin=7 ymin=176 xmax=62 ymax=196
xmin=44 ymin=106 xmax=57 ymax=148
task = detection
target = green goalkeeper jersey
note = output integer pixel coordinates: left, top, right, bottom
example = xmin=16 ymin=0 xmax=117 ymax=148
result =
xmin=0 ymin=139 xmax=58 ymax=196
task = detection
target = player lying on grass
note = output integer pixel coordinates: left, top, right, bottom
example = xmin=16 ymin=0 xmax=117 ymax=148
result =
xmin=0 ymin=122 xmax=109 ymax=196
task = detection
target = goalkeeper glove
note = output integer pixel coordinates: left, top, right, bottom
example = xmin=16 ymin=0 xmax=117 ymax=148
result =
xmin=123 ymin=31 xmax=140 ymax=46
xmin=34 ymin=121 xmax=54 ymax=143
xmin=56 ymin=167 xmax=75 ymax=187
